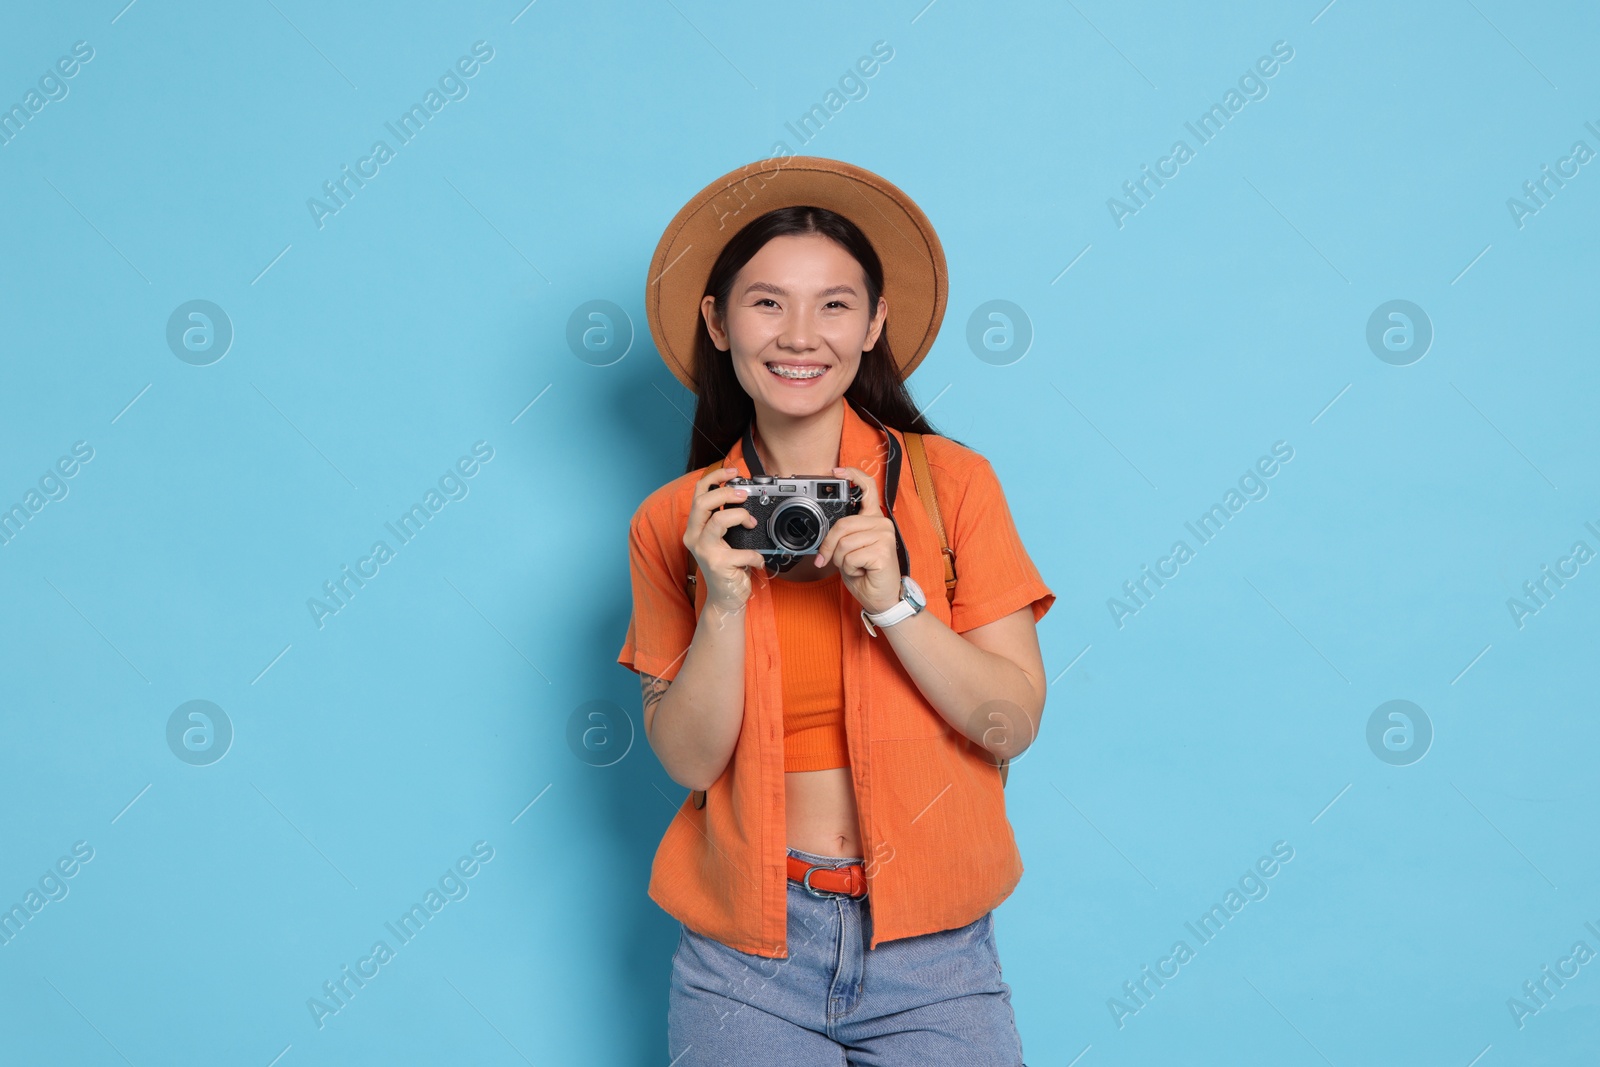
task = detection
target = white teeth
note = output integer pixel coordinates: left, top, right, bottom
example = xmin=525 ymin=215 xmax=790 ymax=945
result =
xmin=768 ymin=363 xmax=826 ymax=379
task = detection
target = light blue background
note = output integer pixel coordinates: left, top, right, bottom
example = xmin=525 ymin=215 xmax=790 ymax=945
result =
xmin=2 ymin=1 xmax=1596 ymax=1064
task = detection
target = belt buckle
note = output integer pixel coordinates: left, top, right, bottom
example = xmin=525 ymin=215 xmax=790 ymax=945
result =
xmin=801 ymin=863 xmax=866 ymax=900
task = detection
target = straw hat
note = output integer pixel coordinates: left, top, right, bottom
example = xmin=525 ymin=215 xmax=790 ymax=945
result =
xmin=644 ymin=155 xmax=948 ymax=393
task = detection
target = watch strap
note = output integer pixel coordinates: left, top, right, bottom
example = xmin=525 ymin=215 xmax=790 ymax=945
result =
xmin=861 ymin=577 xmax=923 ymax=635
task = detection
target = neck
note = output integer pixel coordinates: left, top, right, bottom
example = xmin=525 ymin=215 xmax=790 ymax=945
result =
xmin=750 ymin=396 xmax=846 ymax=476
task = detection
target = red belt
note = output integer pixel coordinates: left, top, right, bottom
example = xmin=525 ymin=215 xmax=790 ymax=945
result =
xmin=787 ymin=854 xmax=868 ymax=898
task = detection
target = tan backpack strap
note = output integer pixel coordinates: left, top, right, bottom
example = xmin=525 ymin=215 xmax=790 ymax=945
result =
xmin=903 ymin=432 xmax=957 ymax=602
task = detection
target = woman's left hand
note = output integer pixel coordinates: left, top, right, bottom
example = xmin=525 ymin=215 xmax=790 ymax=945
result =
xmin=813 ymin=465 xmax=902 ymax=616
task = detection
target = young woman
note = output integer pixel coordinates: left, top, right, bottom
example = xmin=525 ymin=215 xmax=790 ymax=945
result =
xmin=617 ymin=157 xmax=1054 ymax=1065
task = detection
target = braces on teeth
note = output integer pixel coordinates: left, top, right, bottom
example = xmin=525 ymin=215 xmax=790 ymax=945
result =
xmin=768 ymin=363 xmax=826 ymax=378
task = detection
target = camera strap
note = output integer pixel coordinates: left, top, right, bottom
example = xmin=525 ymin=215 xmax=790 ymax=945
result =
xmin=738 ymin=400 xmax=911 ymax=580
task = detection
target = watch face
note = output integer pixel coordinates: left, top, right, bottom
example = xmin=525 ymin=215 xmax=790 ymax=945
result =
xmin=902 ymin=575 xmax=925 ymax=609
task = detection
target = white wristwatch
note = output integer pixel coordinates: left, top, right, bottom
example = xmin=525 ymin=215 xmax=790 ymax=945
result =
xmin=861 ymin=576 xmax=926 ymax=636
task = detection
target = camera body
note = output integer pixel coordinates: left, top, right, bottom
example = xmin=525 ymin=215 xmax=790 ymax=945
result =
xmin=717 ymin=475 xmax=863 ymax=557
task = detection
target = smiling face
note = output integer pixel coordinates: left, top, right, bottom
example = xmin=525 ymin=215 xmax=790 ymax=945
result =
xmin=700 ymin=232 xmax=888 ymax=421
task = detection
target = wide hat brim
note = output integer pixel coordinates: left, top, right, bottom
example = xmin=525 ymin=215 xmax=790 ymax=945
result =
xmin=644 ymin=155 xmax=948 ymax=394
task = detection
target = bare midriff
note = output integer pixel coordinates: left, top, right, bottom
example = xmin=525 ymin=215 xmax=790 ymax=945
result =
xmin=774 ymin=557 xmax=864 ymax=859
xmin=786 ymin=767 xmax=863 ymax=858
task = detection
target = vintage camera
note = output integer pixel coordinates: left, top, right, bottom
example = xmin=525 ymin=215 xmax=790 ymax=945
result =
xmin=717 ymin=475 xmax=863 ymax=558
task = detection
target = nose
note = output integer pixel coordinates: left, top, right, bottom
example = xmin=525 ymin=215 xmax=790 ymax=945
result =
xmin=777 ymin=310 xmax=817 ymax=352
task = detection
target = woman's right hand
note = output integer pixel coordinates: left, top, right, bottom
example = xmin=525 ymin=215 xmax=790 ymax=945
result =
xmin=684 ymin=467 xmax=767 ymax=614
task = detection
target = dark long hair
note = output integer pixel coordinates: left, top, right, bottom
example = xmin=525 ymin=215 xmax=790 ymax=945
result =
xmin=683 ymin=205 xmax=961 ymax=473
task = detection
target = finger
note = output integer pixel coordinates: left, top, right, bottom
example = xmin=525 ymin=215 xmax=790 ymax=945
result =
xmin=826 ymin=530 xmax=890 ymax=570
xmin=706 ymin=506 xmax=757 ymax=534
xmin=837 ymin=543 xmax=891 ymax=581
xmin=832 ymin=465 xmax=882 ymax=517
xmin=694 ymin=506 xmax=755 ymax=557
xmin=698 ymin=484 xmax=753 ymax=513
xmin=686 ymin=480 xmax=751 ymax=536
xmin=813 ymin=519 xmax=847 ymax=563
xmin=687 ymin=469 xmax=733 ymax=525
xmin=692 ymin=471 xmax=749 ymax=508
xmin=695 ymin=466 xmax=737 ymax=496
xmin=815 ymin=517 xmax=888 ymax=565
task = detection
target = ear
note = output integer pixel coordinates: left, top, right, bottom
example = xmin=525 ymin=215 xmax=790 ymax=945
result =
xmin=701 ymin=294 xmax=730 ymax=352
xmin=863 ymin=295 xmax=888 ymax=352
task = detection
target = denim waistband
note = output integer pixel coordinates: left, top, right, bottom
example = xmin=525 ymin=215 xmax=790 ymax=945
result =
xmin=786 ymin=845 xmax=864 ymax=868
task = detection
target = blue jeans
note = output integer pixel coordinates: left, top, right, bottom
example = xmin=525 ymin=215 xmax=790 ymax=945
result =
xmin=667 ymin=846 xmax=1026 ymax=1066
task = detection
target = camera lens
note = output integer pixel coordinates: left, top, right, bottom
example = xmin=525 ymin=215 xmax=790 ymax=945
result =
xmin=771 ymin=500 xmax=823 ymax=552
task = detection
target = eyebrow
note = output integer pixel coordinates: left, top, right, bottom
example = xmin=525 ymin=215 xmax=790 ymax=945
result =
xmin=741 ymin=281 xmax=860 ymax=299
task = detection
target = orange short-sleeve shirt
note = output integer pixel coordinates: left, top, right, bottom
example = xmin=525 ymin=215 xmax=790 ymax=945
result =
xmin=617 ymin=394 xmax=1054 ymax=958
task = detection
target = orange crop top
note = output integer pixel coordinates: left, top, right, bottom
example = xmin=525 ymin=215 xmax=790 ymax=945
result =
xmin=769 ymin=572 xmax=849 ymax=772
